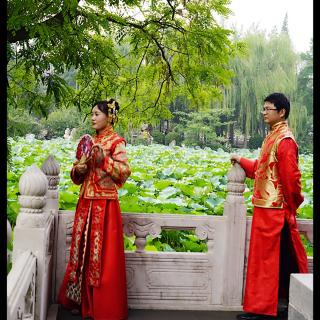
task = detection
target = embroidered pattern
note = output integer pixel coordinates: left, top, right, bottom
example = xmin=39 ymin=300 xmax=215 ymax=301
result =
xmin=253 ymin=121 xmax=296 ymax=208
xmin=65 ymin=129 xmax=131 ymax=301
xmin=65 ymin=202 xmax=92 ymax=304
xmin=72 ymin=132 xmax=131 ymax=199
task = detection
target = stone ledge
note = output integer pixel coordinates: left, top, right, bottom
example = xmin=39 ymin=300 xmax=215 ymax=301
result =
xmin=288 ymin=273 xmax=313 ymax=320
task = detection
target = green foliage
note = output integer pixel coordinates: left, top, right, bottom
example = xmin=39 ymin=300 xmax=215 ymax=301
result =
xmin=300 ymin=234 xmax=313 ymax=257
xmin=164 ymin=131 xmax=183 ymax=146
xmin=223 ymin=27 xmax=312 ymax=152
xmin=7 ymin=261 xmax=12 ymax=275
xmin=296 ymin=40 xmax=313 ymax=116
xmin=7 ymin=138 xmax=313 ymax=229
xmin=7 ymin=108 xmax=43 ymax=138
xmin=7 ymin=138 xmax=313 ymax=254
xmin=7 ymin=138 xmax=13 ymax=169
xmin=149 ymin=230 xmax=208 ymax=253
xmin=166 ymin=109 xmax=233 ymax=150
xmin=40 ymin=106 xmax=91 ymax=138
xmin=8 ymin=0 xmax=245 ymax=122
xmin=152 ymin=130 xmax=166 ymax=144
xmin=248 ymin=135 xmax=264 ymax=150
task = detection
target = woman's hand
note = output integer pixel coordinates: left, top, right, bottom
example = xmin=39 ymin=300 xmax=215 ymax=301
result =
xmin=75 ymin=163 xmax=88 ymax=175
xmin=230 ymin=154 xmax=241 ymax=165
xmin=91 ymin=145 xmax=105 ymax=167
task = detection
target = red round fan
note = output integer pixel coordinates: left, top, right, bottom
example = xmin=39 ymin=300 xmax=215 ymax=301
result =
xmin=76 ymin=134 xmax=93 ymax=163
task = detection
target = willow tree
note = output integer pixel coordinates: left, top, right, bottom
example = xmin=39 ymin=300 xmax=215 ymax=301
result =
xmin=222 ymin=27 xmax=299 ymax=142
xmin=7 ymin=0 xmax=245 ymax=126
xmin=288 ymin=40 xmax=313 ymax=149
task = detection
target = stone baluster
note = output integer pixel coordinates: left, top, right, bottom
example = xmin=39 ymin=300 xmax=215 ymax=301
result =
xmin=222 ymin=163 xmax=247 ymax=306
xmin=13 ymin=164 xmax=55 ymax=320
xmin=41 ymin=154 xmax=60 ymax=303
xmin=124 ymin=220 xmax=161 ymax=253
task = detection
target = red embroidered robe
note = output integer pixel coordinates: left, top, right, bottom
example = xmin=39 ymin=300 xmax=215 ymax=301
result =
xmin=58 ymin=127 xmax=131 ymax=319
xmin=239 ymin=121 xmax=308 ymax=316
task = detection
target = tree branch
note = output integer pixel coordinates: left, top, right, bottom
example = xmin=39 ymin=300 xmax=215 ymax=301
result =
xmin=8 ymin=11 xmax=66 ymax=43
xmin=142 ymin=78 xmax=167 ymax=113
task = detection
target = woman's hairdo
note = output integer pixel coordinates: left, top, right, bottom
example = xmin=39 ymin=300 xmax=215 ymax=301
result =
xmin=92 ymin=98 xmax=120 ymax=124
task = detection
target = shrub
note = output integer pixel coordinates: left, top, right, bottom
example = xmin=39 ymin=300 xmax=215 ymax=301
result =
xmin=165 ymin=131 xmax=183 ymax=146
xmin=40 ymin=107 xmax=85 ymax=138
xmin=152 ymin=130 xmax=166 ymax=144
xmin=248 ymin=135 xmax=264 ymax=149
xmin=7 ymin=112 xmax=43 ymax=137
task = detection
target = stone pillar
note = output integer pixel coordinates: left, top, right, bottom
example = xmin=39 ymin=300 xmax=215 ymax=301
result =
xmin=222 ymin=163 xmax=247 ymax=306
xmin=13 ymin=164 xmax=55 ymax=320
xmin=41 ymin=154 xmax=60 ymax=212
xmin=41 ymin=154 xmax=60 ymax=302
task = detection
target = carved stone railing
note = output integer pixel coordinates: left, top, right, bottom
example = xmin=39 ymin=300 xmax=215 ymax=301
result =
xmin=41 ymin=155 xmax=60 ymax=304
xmin=7 ymin=251 xmax=36 ymax=320
xmin=122 ymin=214 xmax=214 ymax=252
xmin=8 ymin=157 xmax=313 ymax=319
xmin=55 ymin=163 xmax=248 ymax=311
xmin=8 ymin=155 xmax=60 ymax=320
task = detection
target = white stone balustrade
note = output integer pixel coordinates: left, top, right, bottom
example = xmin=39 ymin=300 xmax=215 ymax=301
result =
xmin=12 ymin=164 xmax=55 ymax=320
xmin=8 ymin=158 xmax=313 ymax=319
xmin=7 ymin=251 xmax=36 ymax=320
xmin=41 ymin=155 xmax=60 ymax=303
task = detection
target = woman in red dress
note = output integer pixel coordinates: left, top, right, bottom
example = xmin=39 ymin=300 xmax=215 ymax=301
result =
xmin=58 ymin=99 xmax=131 ymax=320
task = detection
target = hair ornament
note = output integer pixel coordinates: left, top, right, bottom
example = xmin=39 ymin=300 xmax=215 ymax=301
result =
xmin=107 ymin=100 xmax=117 ymax=118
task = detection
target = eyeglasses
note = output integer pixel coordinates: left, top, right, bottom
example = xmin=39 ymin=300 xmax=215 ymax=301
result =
xmin=261 ymin=107 xmax=278 ymax=113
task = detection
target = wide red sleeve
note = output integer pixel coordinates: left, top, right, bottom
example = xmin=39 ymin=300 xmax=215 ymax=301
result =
xmin=239 ymin=157 xmax=258 ymax=179
xmin=103 ymin=141 xmax=131 ymax=188
xmin=277 ymin=138 xmax=304 ymax=212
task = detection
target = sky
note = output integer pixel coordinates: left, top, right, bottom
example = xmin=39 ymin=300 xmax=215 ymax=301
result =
xmin=223 ymin=0 xmax=313 ymax=53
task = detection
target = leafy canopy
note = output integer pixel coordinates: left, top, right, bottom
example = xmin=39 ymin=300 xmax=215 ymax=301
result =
xmin=8 ymin=0 xmax=245 ymax=121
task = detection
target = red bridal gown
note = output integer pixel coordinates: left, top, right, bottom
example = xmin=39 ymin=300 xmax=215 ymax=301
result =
xmin=58 ymin=127 xmax=131 ymax=320
xmin=240 ymin=138 xmax=308 ymax=316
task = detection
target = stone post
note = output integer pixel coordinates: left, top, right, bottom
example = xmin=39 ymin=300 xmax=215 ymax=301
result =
xmin=41 ymin=154 xmax=60 ymax=212
xmin=222 ymin=163 xmax=247 ymax=306
xmin=13 ymin=164 xmax=55 ymax=320
xmin=41 ymin=154 xmax=60 ymax=302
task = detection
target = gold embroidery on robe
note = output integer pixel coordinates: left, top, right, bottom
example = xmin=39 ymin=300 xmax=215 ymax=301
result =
xmin=66 ymin=202 xmax=92 ymax=304
xmin=66 ymin=128 xmax=131 ymax=294
xmin=72 ymin=128 xmax=131 ymax=199
xmin=253 ymin=121 xmax=296 ymax=208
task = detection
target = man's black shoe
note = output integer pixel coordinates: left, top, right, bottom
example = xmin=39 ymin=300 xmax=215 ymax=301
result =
xmin=277 ymin=308 xmax=288 ymax=318
xmin=236 ymin=313 xmax=277 ymax=320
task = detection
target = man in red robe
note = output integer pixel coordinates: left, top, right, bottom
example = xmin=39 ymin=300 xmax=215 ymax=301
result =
xmin=231 ymin=93 xmax=308 ymax=320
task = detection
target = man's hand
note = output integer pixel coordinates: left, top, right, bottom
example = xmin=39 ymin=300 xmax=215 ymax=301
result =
xmin=75 ymin=163 xmax=88 ymax=175
xmin=230 ymin=154 xmax=241 ymax=165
